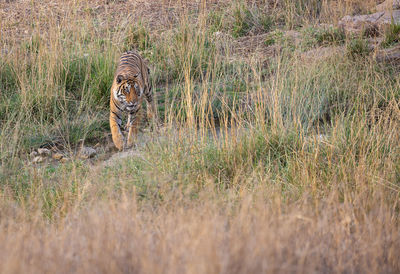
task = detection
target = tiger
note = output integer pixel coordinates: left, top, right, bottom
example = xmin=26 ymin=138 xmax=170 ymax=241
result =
xmin=109 ymin=50 xmax=156 ymax=151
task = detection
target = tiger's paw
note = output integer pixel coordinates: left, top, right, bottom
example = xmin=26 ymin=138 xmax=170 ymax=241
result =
xmin=124 ymin=138 xmax=137 ymax=150
xmin=112 ymin=136 xmax=125 ymax=151
xmin=123 ymin=143 xmax=137 ymax=151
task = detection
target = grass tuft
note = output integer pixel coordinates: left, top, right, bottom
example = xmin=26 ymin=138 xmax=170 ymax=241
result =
xmin=346 ymin=38 xmax=371 ymax=58
xmin=381 ymin=23 xmax=400 ymax=48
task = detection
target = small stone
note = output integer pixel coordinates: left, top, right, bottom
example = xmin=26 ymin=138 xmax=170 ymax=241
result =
xmin=38 ymin=148 xmax=51 ymax=156
xmin=30 ymin=150 xmax=38 ymax=158
xmin=78 ymin=146 xmax=97 ymax=159
xmin=32 ymin=156 xmax=45 ymax=164
xmin=52 ymin=153 xmax=64 ymax=160
xmin=105 ymin=143 xmax=117 ymax=152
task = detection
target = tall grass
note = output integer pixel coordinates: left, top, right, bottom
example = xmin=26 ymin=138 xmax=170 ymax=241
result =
xmin=0 ymin=0 xmax=399 ymax=272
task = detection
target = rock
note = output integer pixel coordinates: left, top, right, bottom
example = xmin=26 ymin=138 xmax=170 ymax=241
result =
xmin=29 ymin=150 xmax=38 ymax=158
xmin=52 ymin=152 xmax=64 ymax=160
xmin=339 ymin=10 xmax=400 ymax=35
xmin=37 ymin=148 xmax=51 ymax=156
xmin=32 ymin=156 xmax=45 ymax=164
xmin=105 ymin=142 xmax=118 ymax=152
xmin=375 ymin=44 xmax=400 ymax=64
xmin=78 ymin=146 xmax=97 ymax=159
xmin=376 ymin=0 xmax=400 ymax=12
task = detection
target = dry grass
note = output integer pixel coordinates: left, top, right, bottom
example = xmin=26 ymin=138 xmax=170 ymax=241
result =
xmin=0 ymin=192 xmax=398 ymax=273
xmin=0 ymin=0 xmax=399 ymax=273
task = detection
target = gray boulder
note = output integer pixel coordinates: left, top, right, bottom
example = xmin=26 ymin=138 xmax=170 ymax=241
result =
xmin=78 ymin=146 xmax=97 ymax=159
xmin=339 ymin=10 xmax=400 ymax=35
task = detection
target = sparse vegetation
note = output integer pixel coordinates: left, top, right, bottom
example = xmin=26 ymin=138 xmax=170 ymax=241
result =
xmin=231 ymin=4 xmax=254 ymax=38
xmin=0 ymin=0 xmax=399 ymax=273
xmin=303 ymin=26 xmax=346 ymax=47
xmin=124 ymin=21 xmax=152 ymax=52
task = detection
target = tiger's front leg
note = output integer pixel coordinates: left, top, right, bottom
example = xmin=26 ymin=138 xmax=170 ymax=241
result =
xmin=126 ymin=113 xmax=140 ymax=148
xmin=110 ymin=110 xmax=125 ymax=151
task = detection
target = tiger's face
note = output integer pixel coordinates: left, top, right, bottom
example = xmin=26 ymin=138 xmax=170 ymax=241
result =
xmin=113 ymin=74 xmax=144 ymax=111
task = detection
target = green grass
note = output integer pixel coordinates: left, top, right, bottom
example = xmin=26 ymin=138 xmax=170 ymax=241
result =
xmin=302 ymin=26 xmax=346 ymax=47
xmin=346 ymin=38 xmax=371 ymax=58
xmin=381 ymin=23 xmax=400 ymax=48
xmin=231 ymin=4 xmax=253 ymax=38
xmin=208 ymin=10 xmax=225 ymax=33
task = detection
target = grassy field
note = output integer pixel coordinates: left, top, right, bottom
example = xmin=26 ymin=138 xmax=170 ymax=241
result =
xmin=0 ymin=0 xmax=399 ymax=273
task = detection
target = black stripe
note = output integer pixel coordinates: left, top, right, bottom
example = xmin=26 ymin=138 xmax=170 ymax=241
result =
xmin=145 ymin=85 xmax=152 ymax=94
xmin=118 ymin=63 xmax=139 ymax=69
xmin=119 ymin=54 xmax=144 ymax=66
xmin=119 ymin=61 xmax=136 ymax=66
xmin=120 ymin=54 xmax=140 ymax=60
xmin=117 ymin=63 xmax=140 ymax=70
xmin=111 ymin=111 xmax=122 ymax=121
xmin=120 ymin=56 xmax=136 ymax=62
xmin=112 ymin=97 xmax=124 ymax=112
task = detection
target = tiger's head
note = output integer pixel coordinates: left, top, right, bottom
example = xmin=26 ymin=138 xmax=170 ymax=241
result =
xmin=113 ymin=73 xmax=144 ymax=109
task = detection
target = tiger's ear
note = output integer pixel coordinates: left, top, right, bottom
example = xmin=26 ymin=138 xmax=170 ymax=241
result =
xmin=116 ymin=75 xmax=123 ymax=84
